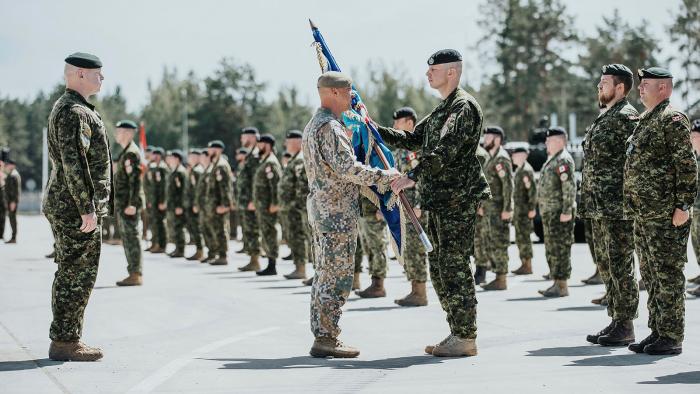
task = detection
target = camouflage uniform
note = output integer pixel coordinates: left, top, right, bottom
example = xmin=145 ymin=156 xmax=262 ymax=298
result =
xmin=473 ymin=146 xmax=490 ymax=269
xmin=537 ymin=149 xmax=576 ymax=280
xmin=303 ymin=107 xmax=396 ymax=339
xmin=0 ymin=171 xmax=5 ymax=239
xmin=167 ymin=163 xmax=188 ymax=253
xmin=513 ymin=161 xmax=537 ymax=260
xmin=624 ymin=99 xmax=696 ymax=342
xmin=196 ymin=163 xmax=213 ymax=253
xmin=253 ymin=152 xmax=282 ymax=259
xmin=691 ymin=154 xmax=700 ymax=267
xmin=148 ymin=160 xmax=168 ymax=249
xmin=278 ymin=151 xmax=310 ymax=265
xmin=4 ymin=167 xmax=20 ymax=240
xmin=44 ymin=89 xmax=112 ymax=341
xmin=186 ymin=163 xmax=204 ymax=250
xmin=113 ymin=141 xmax=144 ymax=274
xmin=482 ymin=146 xmax=513 ymax=274
xmin=205 ymin=155 xmax=233 ymax=257
xmin=237 ymin=148 xmax=261 ymax=256
xmin=358 ymin=197 xmax=388 ymax=278
xmin=580 ymin=98 xmax=639 ymax=321
xmin=378 ymin=87 xmax=490 ymax=339
xmin=230 ymin=166 xmax=240 ymax=240
xmin=395 ymin=148 xmax=428 ymax=282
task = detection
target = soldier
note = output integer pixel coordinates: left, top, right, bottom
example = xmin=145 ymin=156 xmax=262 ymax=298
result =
xmin=390 ymin=107 xmax=430 ymax=307
xmin=537 ymin=127 xmax=576 ymax=297
xmin=204 ymin=140 xmax=233 ymax=265
xmin=279 ymin=130 xmax=310 ymax=280
xmin=354 ymin=196 xmax=388 ymax=297
xmin=166 ymin=150 xmax=187 ymax=258
xmin=473 ymin=144 xmax=490 ymax=284
xmin=237 ymin=127 xmax=262 ymax=271
xmin=279 ymin=150 xmax=293 ymax=254
xmin=3 ymin=159 xmax=20 ymax=243
xmin=305 ymin=71 xmax=399 ymax=358
xmin=44 ymin=52 xmax=111 ymax=361
xmin=688 ymin=119 xmax=700 ymax=297
xmin=233 ymin=147 xmax=249 ymax=254
xmin=378 ymin=50 xmax=490 ymax=357
xmin=147 ymin=147 xmax=168 ymax=253
xmin=625 ymin=67 xmax=696 ymax=355
xmin=0 ymin=152 xmax=5 ymax=241
xmin=580 ymin=64 xmax=639 ymax=346
xmin=479 ymin=126 xmax=513 ymax=291
xmin=141 ymin=146 xmax=154 ymax=242
xmin=253 ymin=133 xmax=282 ymax=275
xmin=510 ymin=147 xmax=537 ymax=275
xmin=185 ymin=149 xmax=205 ymax=260
xmin=194 ymin=148 xmax=214 ymax=262
xmin=112 ymin=120 xmax=145 ymax=286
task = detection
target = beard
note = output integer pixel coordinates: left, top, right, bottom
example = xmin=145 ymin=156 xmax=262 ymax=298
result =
xmin=598 ymin=90 xmax=614 ymax=108
xmin=483 ymin=140 xmax=495 ymax=151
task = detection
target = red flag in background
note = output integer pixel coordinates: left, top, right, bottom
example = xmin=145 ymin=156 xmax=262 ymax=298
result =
xmin=138 ymin=121 xmax=148 ymax=171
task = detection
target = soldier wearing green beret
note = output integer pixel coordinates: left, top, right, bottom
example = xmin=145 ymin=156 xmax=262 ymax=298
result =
xmin=166 ymin=150 xmax=188 ymax=258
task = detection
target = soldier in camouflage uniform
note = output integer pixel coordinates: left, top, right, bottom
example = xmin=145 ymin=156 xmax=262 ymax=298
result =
xmin=355 ymin=197 xmax=388 ymax=297
xmin=305 ymin=72 xmax=399 ymax=358
xmin=237 ymin=127 xmax=262 ymax=271
xmin=479 ymin=126 xmax=513 ymax=291
xmin=473 ymin=144 xmax=490 ymax=284
xmin=3 ymin=159 xmax=20 ymax=243
xmin=537 ymin=127 xmax=576 ymax=298
xmin=44 ymin=53 xmax=111 ymax=361
xmin=580 ymin=65 xmax=639 ymax=346
xmin=0 ymin=151 xmax=5 ymax=241
xmin=204 ymin=140 xmax=234 ymax=265
xmin=233 ymin=148 xmax=249 ymax=253
xmin=625 ymin=67 xmax=696 ymax=355
xmin=279 ymin=151 xmax=293 ymax=251
xmin=378 ymin=50 xmax=490 ymax=357
xmin=166 ymin=150 xmax=188 ymax=258
xmin=147 ymin=147 xmax=168 ymax=253
xmin=185 ymin=149 xmax=204 ymax=260
xmin=112 ymin=120 xmax=145 ymax=286
xmin=194 ymin=149 xmax=213 ymax=262
xmin=253 ymin=134 xmax=282 ymax=275
xmin=510 ymin=147 xmax=537 ymax=275
xmin=141 ymin=146 xmax=154 ymax=242
xmin=688 ymin=119 xmax=700 ymax=297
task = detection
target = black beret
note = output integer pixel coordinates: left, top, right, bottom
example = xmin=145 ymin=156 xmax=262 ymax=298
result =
xmin=6 ymin=159 xmax=16 ymax=165
xmin=484 ymin=126 xmax=505 ymax=139
xmin=393 ymin=107 xmax=417 ymax=120
xmin=65 ymin=52 xmax=102 ymax=69
xmin=637 ymin=67 xmax=673 ymax=81
xmin=241 ymin=127 xmax=260 ymax=136
xmin=691 ymin=119 xmax=700 ymax=132
xmin=427 ymin=49 xmax=462 ymax=65
xmin=0 ymin=147 xmax=10 ymax=162
xmin=286 ymin=130 xmax=303 ymax=139
xmin=152 ymin=147 xmax=165 ymax=156
xmin=511 ymin=147 xmax=529 ymax=154
xmin=115 ymin=119 xmax=138 ymax=129
xmin=259 ymin=133 xmax=276 ymax=146
xmin=188 ymin=148 xmax=201 ymax=155
xmin=601 ymin=64 xmax=633 ymax=78
xmin=170 ymin=149 xmax=185 ymax=161
xmin=547 ymin=126 xmax=568 ymax=138
xmin=208 ymin=140 xmax=225 ymax=149
xmin=236 ymin=147 xmax=250 ymax=155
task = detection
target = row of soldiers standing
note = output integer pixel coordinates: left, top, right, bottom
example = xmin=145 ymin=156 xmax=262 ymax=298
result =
xmin=0 ymin=152 xmax=21 ymax=243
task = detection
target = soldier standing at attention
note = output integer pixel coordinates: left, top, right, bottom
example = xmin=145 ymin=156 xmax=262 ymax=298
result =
xmin=147 ymin=147 xmax=168 ymax=253
xmin=253 ymin=134 xmax=282 ymax=275
xmin=473 ymin=143 xmax=490 ymax=285
xmin=3 ymin=159 xmax=20 ymax=243
xmin=233 ymin=147 xmax=249 ymax=254
xmin=580 ymin=64 xmax=639 ymax=346
xmin=205 ymin=140 xmax=234 ymax=266
xmin=0 ymin=150 xmax=5 ymax=241
xmin=141 ymin=146 xmax=154 ymax=242
xmin=510 ymin=147 xmax=537 ymax=275
xmin=185 ymin=149 xmax=204 ymax=261
xmin=687 ymin=119 xmax=700 ymax=297
xmin=166 ymin=150 xmax=187 ymax=258
xmin=45 ymin=52 xmax=112 ymax=361
xmin=113 ymin=120 xmax=145 ymax=286
xmin=195 ymin=148 xmax=213 ymax=262
xmin=237 ymin=128 xmax=262 ymax=271
xmin=625 ymin=67 xmax=696 ymax=355
xmin=537 ymin=127 xmax=576 ymax=298
xmin=479 ymin=126 xmax=513 ymax=291
xmin=378 ymin=50 xmax=490 ymax=357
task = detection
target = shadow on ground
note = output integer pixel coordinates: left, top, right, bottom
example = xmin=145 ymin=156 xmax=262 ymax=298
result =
xmin=638 ymin=371 xmax=700 ymax=384
xmin=347 ymin=306 xmax=402 ymax=312
xmin=0 ymin=359 xmax=64 ymax=372
xmin=205 ymin=355 xmax=446 ymax=371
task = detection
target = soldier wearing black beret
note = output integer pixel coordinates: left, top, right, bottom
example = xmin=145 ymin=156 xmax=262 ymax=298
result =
xmin=253 ymin=132 xmax=283 ymax=275
xmin=237 ymin=127 xmax=263 ymax=271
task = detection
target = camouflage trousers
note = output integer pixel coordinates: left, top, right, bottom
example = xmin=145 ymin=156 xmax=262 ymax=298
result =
xmin=483 ymin=205 xmax=510 ymax=274
xmin=473 ymin=214 xmax=489 ymax=268
xmin=279 ymin=207 xmax=290 ymax=244
xmin=46 ymin=213 xmax=101 ymax=341
xmin=8 ymin=209 xmax=17 ymax=239
xmin=402 ymin=210 xmax=429 ymax=282
xmin=117 ymin=210 xmax=143 ymax=274
xmin=286 ymin=208 xmax=308 ymax=265
xmin=690 ymin=215 xmax=700 ymax=267
xmin=205 ymin=209 xmax=230 ymax=256
xmin=354 ymin=235 xmax=363 ymax=273
xmin=513 ymin=213 xmax=533 ymax=260
xmin=542 ymin=212 xmax=574 ymax=280
xmin=241 ymin=209 xmax=260 ymax=256
xmin=186 ymin=209 xmax=203 ymax=249
xmin=230 ymin=209 xmax=239 ymax=239
xmin=634 ymin=219 xmax=689 ymax=342
xmin=255 ymin=209 xmax=279 ymax=259
xmin=0 ymin=203 xmax=5 ymax=238
xmin=149 ymin=207 xmax=167 ymax=248
xmin=310 ymin=228 xmax=358 ymax=338
xmin=170 ymin=211 xmax=187 ymax=252
xmin=199 ymin=210 xmax=213 ymax=254
xmin=591 ymin=218 xmax=638 ymax=321
xmin=584 ymin=218 xmax=597 ymax=266
xmin=428 ymin=206 xmax=478 ymax=339
xmin=359 ymin=214 xmax=388 ymax=278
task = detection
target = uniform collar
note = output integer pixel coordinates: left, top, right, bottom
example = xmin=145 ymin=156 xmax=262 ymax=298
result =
xmin=65 ymin=88 xmax=95 ymax=110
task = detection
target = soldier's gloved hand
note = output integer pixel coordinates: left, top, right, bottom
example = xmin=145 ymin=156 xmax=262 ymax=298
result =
xmin=124 ymin=206 xmax=136 ymax=216
xmin=80 ymin=212 xmax=97 ymax=233
xmin=158 ymin=203 xmax=166 ymax=211
xmin=216 ymin=205 xmax=230 ymax=214
xmin=528 ymin=210 xmax=536 ymax=219
xmin=672 ymin=208 xmax=689 ymax=227
xmin=501 ymin=211 xmax=512 ymax=221
xmin=560 ymin=213 xmax=572 ymax=223
xmin=175 ymin=207 xmax=183 ymax=216
xmin=247 ymin=202 xmax=256 ymax=211
xmin=269 ymin=205 xmax=280 ymax=214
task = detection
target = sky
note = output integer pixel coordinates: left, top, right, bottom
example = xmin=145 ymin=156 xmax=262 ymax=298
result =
xmin=0 ymin=0 xmax=684 ymax=112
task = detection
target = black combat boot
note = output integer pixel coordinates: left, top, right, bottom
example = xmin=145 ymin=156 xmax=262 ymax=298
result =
xmin=598 ymin=320 xmax=635 ymax=346
xmin=586 ymin=320 xmax=615 ymax=344
xmin=628 ymin=331 xmax=659 ymax=353
xmin=643 ymin=336 xmax=682 ymax=355
xmin=256 ymin=258 xmax=277 ymax=276
xmin=474 ymin=266 xmax=487 ymax=285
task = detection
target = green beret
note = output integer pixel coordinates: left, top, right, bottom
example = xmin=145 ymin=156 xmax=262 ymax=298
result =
xmin=601 ymin=64 xmax=633 ymax=78
xmin=65 ymin=52 xmax=102 ymax=69
xmin=691 ymin=119 xmax=700 ymax=133
xmin=152 ymin=147 xmax=165 ymax=156
xmin=427 ymin=49 xmax=462 ymax=65
xmin=637 ymin=67 xmax=673 ymax=81
xmin=317 ymin=71 xmax=353 ymax=89
xmin=259 ymin=133 xmax=276 ymax=146
xmin=115 ymin=119 xmax=138 ymax=129
xmin=393 ymin=107 xmax=417 ymax=120
xmin=484 ymin=126 xmax=505 ymax=139
xmin=286 ymin=130 xmax=303 ymax=139
xmin=208 ymin=140 xmax=225 ymax=149
xmin=547 ymin=127 xmax=567 ymax=138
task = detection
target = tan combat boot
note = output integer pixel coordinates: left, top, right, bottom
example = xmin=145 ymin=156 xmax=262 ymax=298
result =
xmin=186 ymin=249 xmax=203 ymax=261
xmin=352 ymin=272 xmax=361 ymax=290
xmin=309 ymin=337 xmax=360 ymax=358
xmin=210 ymin=254 xmax=228 ymax=266
xmin=511 ymin=258 xmax=533 ymax=275
xmin=355 ymin=277 xmax=386 ymax=298
xmin=395 ymin=281 xmax=428 ymax=307
xmin=581 ymin=269 xmax=603 ymax=285
xmin=432 ymin=336 xmax=478 ymax=357
xmin=481 ymin=273 xmax=507 ymax=291
xmin=425 ymin=334 xmax=453 ymax=354
xmin=238 ymin=255 xmax=260 ymax=271
xmin=116 ymin=273 xmax=143 ymax=286
xmin=539 ymin=279 xmax=569 ymax=297
xmin=150 ymin=245 xmax=165 ymax=254
xmin=49 ymin=341 xmax=103 ymax=361
xmin=591 ymin=292 xmax=608 ymax=305
xmin=284 ymin=263 xmax=307 ymax=280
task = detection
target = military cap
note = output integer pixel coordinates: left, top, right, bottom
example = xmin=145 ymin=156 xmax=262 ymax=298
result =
xmin=691 ymin=119 xmax=700 ymax=133
xmin=170 ymin=149 xmax=185 ymax=161
xmin=5 ymin=159 xmax=15 ymax=165
xmin=511 ymin=146 xmax=529 ymax=154
xmin=601 ymin=64 xmax=633 ymax=78
xmin=152 ymin=147 xmax=165 ymax=156
xmin=392 ymin=107 xmax=417 ymax=120
xmin=637 ymin=67 xmax=673 ymax=81
xmin=165 ymin=150 xmax=173 ymax=156
xmin=146 ymin=145 xmax=155 ymax=153
xmin=242 ymin=126 xmax=260 ymax=136
xmin=283 ymin=152 xmax=293 ymax=158
xmin=547 ymin=126 xmax=567 ymax=138
xmin=427 ymin=49 xmax=462 ymax=65
xmin=65 ymin=52 xmax=102 ymax=69
xmin=188 ymin=148 xmax=201 ymax=155
xmin=208 ymin=140 xmax=225 ymax=149
xmin=484 ymin=126 xmax=505 ymax=139
xmin=236 ymin=147 xmax=250 ymax=155
xmin=317 ymin=71 xmax=353 ymax=89
xmin=259 ymin=133 xmax=276 ymax=146
xmin=115 ymin=119 xmax=138 ymax=129
xmin=286 ymin=130 xmax=303 ymax=139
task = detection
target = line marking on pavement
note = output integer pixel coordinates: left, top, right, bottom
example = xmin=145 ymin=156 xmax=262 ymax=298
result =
xmin=126 ymin=326 xmax=280 ymax=394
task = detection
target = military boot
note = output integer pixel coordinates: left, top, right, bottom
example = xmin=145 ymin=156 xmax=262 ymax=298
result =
xmin=629 ymin=331 xmax=659 ymax=353
xmin=283 ymin=263 xmax=306 ymax=280
xmin=643 ymin=336 xmax=682 ymax=355
xmin=116 ymin=273 xmax=143 ymax=286
xmin=395 ymin=281 xmax=428 ymax=307
xmin=49 ymin=341 xmax=103 ymax=361
xmin=539 ymin=280 xmax=569 ymax=297
xmin=282 ymin=253 xmax=293 ymax=261
xmin=591 ymin=292 xmax=608 ymax=305
xmin=581 ymin=269 xmax=603 ymax=285
xmin=542 ymin=273 xmax=551 ymax=280
xmin=238 ymin=255 xmax=261 ymax=271
xmin=150 ymin=245 xmax=165 ymax=254
xmin=168 ymin=249 xmax=185 ymax=258
xmin=432 ymin=336 xmax=478 ymax=357
xmin=474 ymin=266 xmax=487 ymax=285
xmin=210 ymin=254 xmax=228 ymax=266
xmin=186 ymin=249 xmax=203 ymax=261
xmin=45 ymin=250 xmax=56 ymax=259
xmin=352 ymin=272 xmax=361 ymax=290
xmin=586 ymin=320 xmax=615 ymax=344
xmin=511 ymin=258 xmax=533 ymax=275
xmin=355 ymin=276 xmax=386 ymax=298
xmin=201 ymin=253 xmax=215 ymax=263
xmin=425 ymin=334 xmax=452 ymax=354
xmin=302 ymin=276 xmax=314 ymax=286
xmin=481 ymin=274 xmax=507 ymax=291
xmin=598 ymin=320 xmax=635 ymax=346
xmin=687 ymin=286 xmax=700 ymax=297
xmin=309 ymin=336 xmax=360 ymax=358
xmin=256 ymin=258 xmax=277 ymax=276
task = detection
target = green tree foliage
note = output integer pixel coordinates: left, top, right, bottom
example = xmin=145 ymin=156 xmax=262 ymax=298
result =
xmin=668 ymin=0 xmax=700 ymax=116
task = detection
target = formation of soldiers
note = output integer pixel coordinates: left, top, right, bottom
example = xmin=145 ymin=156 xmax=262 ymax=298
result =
xmin=0 ymin=148 xmax=21 ymax=243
